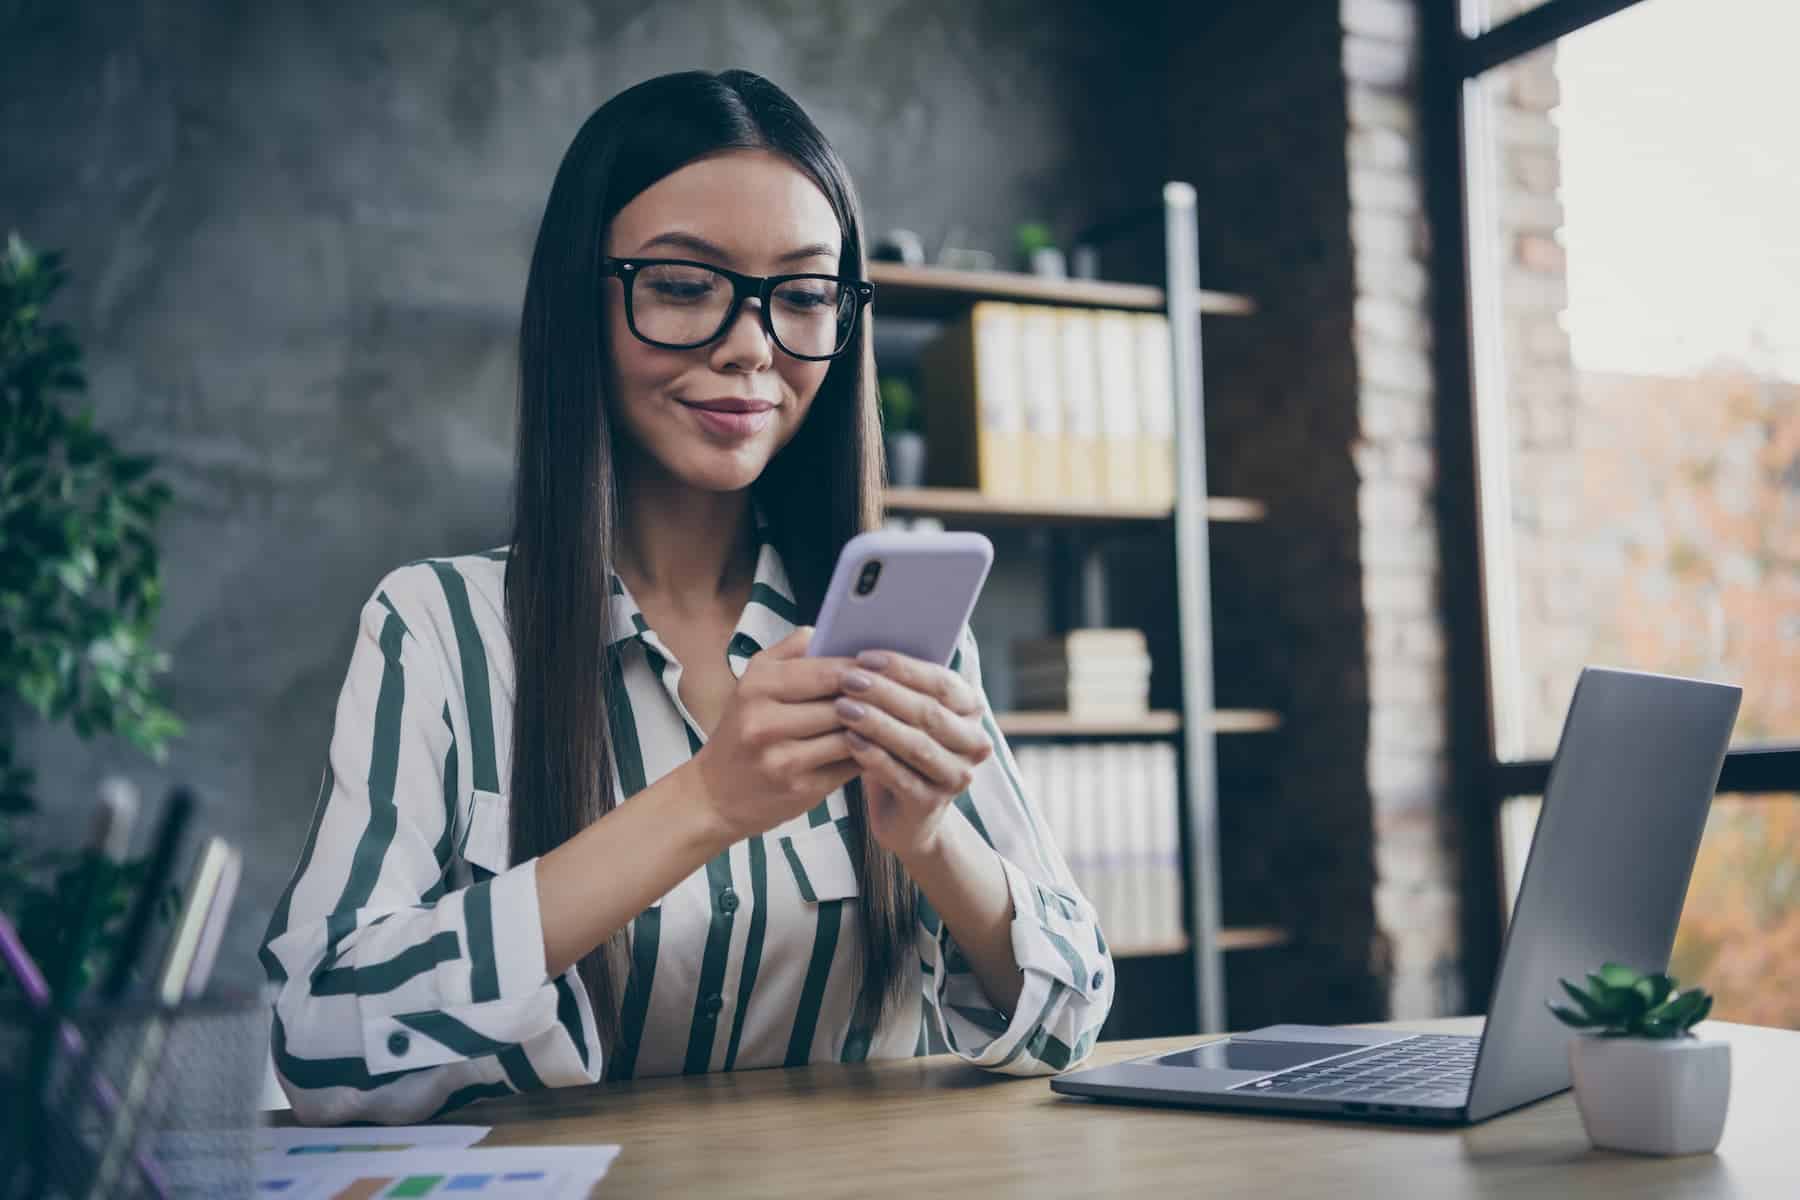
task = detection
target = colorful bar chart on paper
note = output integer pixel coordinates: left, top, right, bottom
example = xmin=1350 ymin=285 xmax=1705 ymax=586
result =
xmin=252 ymin=1147 xmax=619 ymax=1200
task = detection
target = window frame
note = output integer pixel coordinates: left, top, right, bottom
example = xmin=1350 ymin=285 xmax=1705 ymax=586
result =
xmin=1421 ymin=0 xmax=1800 ymax=1009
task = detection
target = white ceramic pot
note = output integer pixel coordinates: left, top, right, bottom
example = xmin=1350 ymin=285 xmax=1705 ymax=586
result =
xmin=1568 ymin=1034 xmax=1730 ymax=1156
xmin=884 ymin=432 xmax=927 ymax=488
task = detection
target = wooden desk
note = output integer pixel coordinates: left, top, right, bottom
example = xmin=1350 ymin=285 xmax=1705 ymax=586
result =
xmin=458 ymin=1019 xmax=1797 ymax=1197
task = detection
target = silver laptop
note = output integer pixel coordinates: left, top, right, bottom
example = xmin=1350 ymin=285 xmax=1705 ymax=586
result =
xmin=1051 ymin=667 xmax=1741 ymax=1124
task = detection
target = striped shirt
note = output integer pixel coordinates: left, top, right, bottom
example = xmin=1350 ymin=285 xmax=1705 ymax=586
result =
xmin=260 ymin=536 xmax=1114 ymax=1125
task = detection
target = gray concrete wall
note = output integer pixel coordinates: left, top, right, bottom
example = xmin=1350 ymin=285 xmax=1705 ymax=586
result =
xmin=1 ymin=0 xmax=1162 ymax=988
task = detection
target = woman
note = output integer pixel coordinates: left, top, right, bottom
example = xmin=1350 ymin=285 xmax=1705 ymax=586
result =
xmin=261 ymin=69 xmax=1113 ymax=1126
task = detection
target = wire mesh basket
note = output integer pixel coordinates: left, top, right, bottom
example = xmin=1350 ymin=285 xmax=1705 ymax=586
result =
xmin=1 ymin=990 xmax=266 ymax=1200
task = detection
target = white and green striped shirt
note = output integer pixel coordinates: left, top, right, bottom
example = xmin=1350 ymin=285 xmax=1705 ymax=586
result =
xmin=261 ymin=537 xmax=1114 ymax=1125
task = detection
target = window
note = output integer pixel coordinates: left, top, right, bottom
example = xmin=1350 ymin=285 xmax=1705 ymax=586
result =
xmin=1501 ymin=794 xmax=1800 ymax=1027
xmin=1430 ymin=0 xmax=1800 ymax=1024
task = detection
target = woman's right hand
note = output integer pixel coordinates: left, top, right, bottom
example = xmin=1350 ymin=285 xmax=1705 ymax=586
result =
xmin=691 ymin=626 xmax=862 ymax=841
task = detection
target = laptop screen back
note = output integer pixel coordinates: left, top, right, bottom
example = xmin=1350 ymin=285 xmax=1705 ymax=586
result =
xmin=1465 ymin=667 xmax=1739 ymax=1122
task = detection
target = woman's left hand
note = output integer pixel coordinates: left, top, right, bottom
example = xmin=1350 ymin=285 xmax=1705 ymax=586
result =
xmin=833 ymin=650 xmax=993 ymax=862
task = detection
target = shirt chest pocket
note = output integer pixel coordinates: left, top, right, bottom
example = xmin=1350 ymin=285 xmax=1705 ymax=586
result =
xmin=460 ymin=789 xmax=512 ymax=878
xmin=777 ymin=817 xmax=862 ymax=902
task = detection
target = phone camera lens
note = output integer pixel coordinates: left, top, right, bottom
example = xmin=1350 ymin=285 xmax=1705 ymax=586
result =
xmin=855 ymin=561 xmax=882 ymax=596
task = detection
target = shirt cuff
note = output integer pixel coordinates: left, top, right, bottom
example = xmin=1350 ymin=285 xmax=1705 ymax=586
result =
xmin=930 ymin=856 xmax=1105 ymax=1066
xmin=358 ymin=857 xmax=559 ymax=1075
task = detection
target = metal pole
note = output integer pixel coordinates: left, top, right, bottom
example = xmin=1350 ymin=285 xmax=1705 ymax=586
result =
xmin=1163 ymin=181 xmax=1226 ymax=1033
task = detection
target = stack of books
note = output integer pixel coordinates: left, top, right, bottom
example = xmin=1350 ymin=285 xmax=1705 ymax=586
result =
xmin=917 ymin=302 xmax=1176 ymax=507
xmin=1011 ymin=629 xmax=1152 ymax=719
xmin=1014 ymin=741 xmax=1184 ymax=950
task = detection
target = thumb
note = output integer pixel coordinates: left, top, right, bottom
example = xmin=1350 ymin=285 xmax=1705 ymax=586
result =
xmin=763 ymin=625 xmax=814 ymax=660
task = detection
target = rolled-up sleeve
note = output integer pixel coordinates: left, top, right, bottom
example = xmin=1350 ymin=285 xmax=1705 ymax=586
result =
xmin=919 ymin=630 xmax=1116 ymax=1075
xmin=259 ymin=575 xmax=599 ymax=1125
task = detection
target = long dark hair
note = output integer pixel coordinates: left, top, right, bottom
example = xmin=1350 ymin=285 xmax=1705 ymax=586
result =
xmin=506 ymin=69 xmax=908 ymax=1065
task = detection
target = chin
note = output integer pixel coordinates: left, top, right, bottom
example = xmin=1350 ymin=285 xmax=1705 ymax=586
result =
xmin=671 ymin=443 xmax=776 ymax=494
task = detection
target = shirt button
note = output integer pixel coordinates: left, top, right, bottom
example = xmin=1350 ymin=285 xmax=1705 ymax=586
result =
xmin=387 ymin=1030 xmax=411 ymax=1057
xmin=1090 ymin=970 xmax=1106 ymax=991
xmin=718 ymin=887 xmax=739 ymax=914
xmin=703 ymin=993 xmax=723 ymax=1017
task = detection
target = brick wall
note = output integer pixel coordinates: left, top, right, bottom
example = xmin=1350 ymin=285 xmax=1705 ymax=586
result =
xmin=1341 ymin=0 xmax=1463 ymax=1018
xmin=1478 ymin=13 xmax=1588 ymax=759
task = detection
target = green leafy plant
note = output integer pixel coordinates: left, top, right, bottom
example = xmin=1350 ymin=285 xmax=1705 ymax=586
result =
xmin=1014 ymin=220 xmax=1057 ymax=259
xmin=1549 ymin=962 xmax=1715 ymax=1039
xmin=1 ymin=232 xmax=182 ymax=991
xmin=878 ymin=375 xmax=919 ymax=435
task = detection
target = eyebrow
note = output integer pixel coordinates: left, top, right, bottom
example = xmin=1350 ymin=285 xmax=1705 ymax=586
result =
xmin=634 ymin=231 xmax=840 ymax=266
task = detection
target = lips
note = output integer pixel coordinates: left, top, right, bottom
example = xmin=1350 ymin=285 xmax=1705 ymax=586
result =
xmin=678 ymin=396 xmax=777 ymax=439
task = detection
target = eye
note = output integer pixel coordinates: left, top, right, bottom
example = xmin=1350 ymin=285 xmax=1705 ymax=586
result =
xmin=640 ymin=264 xmax=723 ymax=304
xmin=773 ymin=279 xmax=842 ymax=311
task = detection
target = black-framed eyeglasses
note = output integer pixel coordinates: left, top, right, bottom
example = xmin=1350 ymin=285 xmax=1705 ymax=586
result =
xmin=600 ymin=257 xmax=875 ymax=361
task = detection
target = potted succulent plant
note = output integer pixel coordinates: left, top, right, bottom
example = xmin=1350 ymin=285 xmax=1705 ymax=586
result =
xmin=879 ymin=376 xmax=926 ymax=488
xmin=1549 ymin=963 xmax=1728 ymax=1156
xmin=1014 ymin=221 xmax=1065 ymax=278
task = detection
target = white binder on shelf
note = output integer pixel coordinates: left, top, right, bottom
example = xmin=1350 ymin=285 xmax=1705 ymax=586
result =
xmin=1056 ymin=309 xmax=1103 ymax=504
xmin=1092 ymin=310 xmax=1142 ymax=506
xmin=1016 ymin=305 xmax=1065 ymax=502
xmin=1133 ymin=313 xmax=1176 ymax=510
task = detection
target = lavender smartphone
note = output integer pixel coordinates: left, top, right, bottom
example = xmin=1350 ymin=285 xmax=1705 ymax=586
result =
xmin=807 ymin=531 xmax=994 ymax=666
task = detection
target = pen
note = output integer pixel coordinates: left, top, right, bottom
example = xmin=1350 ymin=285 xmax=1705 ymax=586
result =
xmin=88 ymin=835 xmax=237 ymax=1200
xmin=55 ymin=778 xmax=140 ymax=1000
xmin=96 ymin=786 xmax=193 ymax=1001
xmin=0 ymin=910 xmax=172 ymax=1198
xmin=20 ymin=781 xmax=138 ymax=1195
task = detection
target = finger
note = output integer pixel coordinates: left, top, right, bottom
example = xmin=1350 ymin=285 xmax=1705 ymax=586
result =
xmin=855 ymin=650 xmax=982 ymax=717
xmin=839 ymin=669 xmax=989 ymax=760
xmin=751 ymin=656 xmax=859 ymax=703
xmin=836 ymin=696 xmax=975 ymax=793
xmin=760 ymin=625 xmax=814 ymax=661
xmin=801 ymin=757 xmax=864 ymax=799
xmin=745 ymin=700 xmax=845 ymax=742
xmin=846 ymin=731 xmax=942 ymax=805
xmin=783 ymin=729 xmax=861 ymax=774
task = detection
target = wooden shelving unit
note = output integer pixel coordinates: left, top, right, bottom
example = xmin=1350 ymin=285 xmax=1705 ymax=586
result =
xmin=867 ymin=261 xmax=1256 ymax=318
xmin=884 ymin=486 xmax=1266 ymax=526
xmin=874 ymin=187 xmax=1270 ymax=1035
xmin=993 ymin=710 xmax=1281 ymax=738
xmin=1112 ymin=926 xmax=1292 ymax=960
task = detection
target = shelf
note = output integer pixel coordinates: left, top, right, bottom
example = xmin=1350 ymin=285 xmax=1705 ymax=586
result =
xmin=867 ymin=261 xmax=1256 ymax=318
xmin=884 ymin=487 xmax=1266 ymax=526
xmin=997 ymin=711 xmax=1182 ymax=738
xmin=1208 ymin=709 xmax=1284 ymax=734
xmin=1218 ymin=926 xmax=1293 ymax=952
xmin=1111 ymin=926 xmax=1292 ymax=959
xmin=1112 ymin=936 xmax=1191 ymax=959
xmin=994 ymin=710 xmax=1282 ymax=738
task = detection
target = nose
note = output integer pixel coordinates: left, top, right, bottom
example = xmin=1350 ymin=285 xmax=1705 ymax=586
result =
xmin=710 ymin=296 xmax=775 ymax=374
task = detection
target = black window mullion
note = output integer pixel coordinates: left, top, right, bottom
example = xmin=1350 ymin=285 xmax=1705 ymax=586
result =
xmin=1456 ymin=0 xmax=1646 ymax=79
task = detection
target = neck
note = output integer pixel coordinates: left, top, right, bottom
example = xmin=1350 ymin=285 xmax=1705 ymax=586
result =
xmin=616 ymin=464 xmax=755 ymax=605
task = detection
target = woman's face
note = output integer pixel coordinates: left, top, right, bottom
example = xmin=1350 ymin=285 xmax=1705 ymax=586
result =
xmin=604 ymin=148 xmax=843 ymax=495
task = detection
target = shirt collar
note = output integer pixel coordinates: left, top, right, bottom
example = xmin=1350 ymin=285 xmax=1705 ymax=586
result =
xmin=606 ymin=507 xmax=800 ymax=676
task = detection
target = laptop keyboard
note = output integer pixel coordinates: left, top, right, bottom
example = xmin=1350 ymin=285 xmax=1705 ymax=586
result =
xmin=1232 ymin=1034 xmax=1478 ymax=1107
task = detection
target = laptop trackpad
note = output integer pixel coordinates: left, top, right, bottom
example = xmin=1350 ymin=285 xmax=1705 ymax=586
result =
xmin=1152 ymin=1039 xmax=1366 ymax=1073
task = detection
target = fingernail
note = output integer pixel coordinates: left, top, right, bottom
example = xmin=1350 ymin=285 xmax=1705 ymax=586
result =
xmin=835 ymin=697 xmax=866 ymax=722
xmin=857 ymin=650 xmax=890 ymax=670
xmin=847 ymin=730 xmax=870 ymax=749
xmin=841 ymin=670 xmax=873 ymax=693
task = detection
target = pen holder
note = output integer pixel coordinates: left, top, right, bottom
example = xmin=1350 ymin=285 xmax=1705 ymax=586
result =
xmin=0 ymin=990 xmax=266 ymax=1200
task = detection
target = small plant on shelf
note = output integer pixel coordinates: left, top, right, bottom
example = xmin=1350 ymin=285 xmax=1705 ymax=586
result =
xmin=1013 ymin=220 xmax=1064 ymax=277
xmin=878 ymin=376 xmax=926 ymax=488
